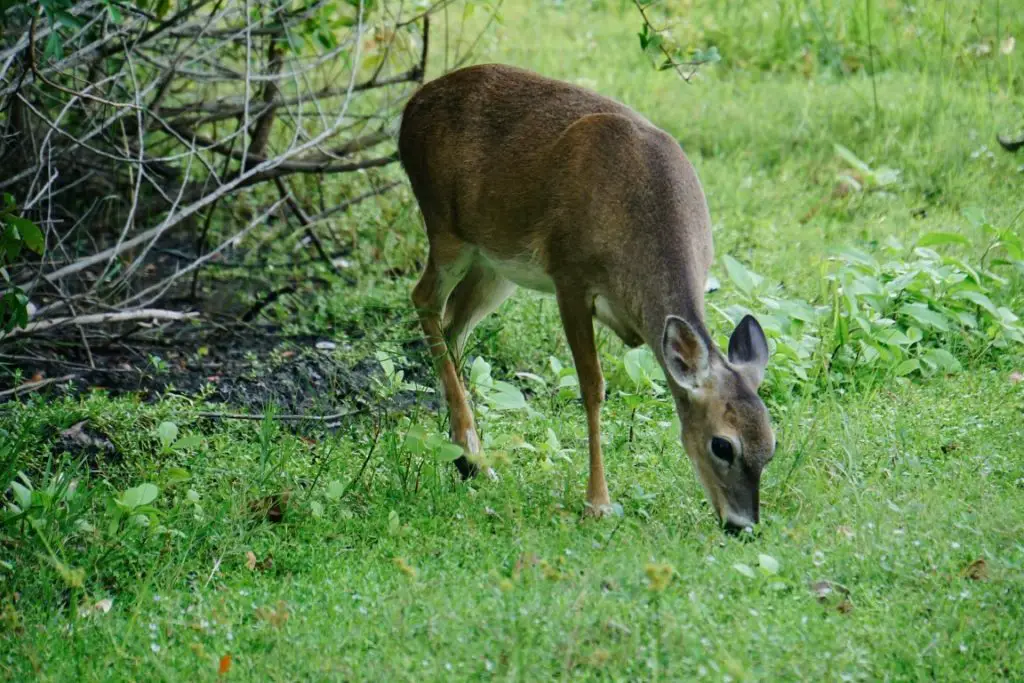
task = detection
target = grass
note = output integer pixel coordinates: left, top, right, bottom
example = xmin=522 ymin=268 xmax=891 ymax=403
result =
xmin=3 ymin=0 xmax=1024 ymax=680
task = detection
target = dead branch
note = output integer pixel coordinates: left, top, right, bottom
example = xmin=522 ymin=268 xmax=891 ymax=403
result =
xmin=1 ymin=309 xmax=199 ymax=341
xmin=0 ymin=374 xmax=78 ymax=400
xmin=0 ymin=1 xmax=486 ymax=351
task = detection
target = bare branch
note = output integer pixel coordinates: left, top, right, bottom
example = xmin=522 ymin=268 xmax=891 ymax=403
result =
xmin=1 ymin=309 xmax=199 ymax=341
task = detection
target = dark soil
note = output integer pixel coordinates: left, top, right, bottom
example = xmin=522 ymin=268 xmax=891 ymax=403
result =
xmin=0 ymin=321 xmax=437 ymax=418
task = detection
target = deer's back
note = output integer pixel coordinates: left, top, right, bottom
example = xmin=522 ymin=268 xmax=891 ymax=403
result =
xmin=398 ymin=64 xmax=711 ymax=290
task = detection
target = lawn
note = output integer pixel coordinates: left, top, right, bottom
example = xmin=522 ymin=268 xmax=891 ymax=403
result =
xmin=2 ymin=0 xmax=1024 ymax=680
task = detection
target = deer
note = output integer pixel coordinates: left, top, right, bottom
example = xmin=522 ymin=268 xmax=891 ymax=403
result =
xmin=398 ymin=63 xmax=776 ymax=531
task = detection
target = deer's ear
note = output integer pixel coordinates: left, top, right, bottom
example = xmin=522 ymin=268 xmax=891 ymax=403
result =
xmin=727 ymin=314 xmax=769 ymax=388
xmin=662 ymin=315 xmax=711 ymax=392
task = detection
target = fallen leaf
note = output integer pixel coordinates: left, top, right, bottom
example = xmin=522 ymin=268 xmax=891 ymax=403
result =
xmin=60 ymin=421 xmax=116 ymax=454
xmin=249 ymin=491 xmax=290 ymax=523
xmin=810 ymin=579 xmax=853 ymax=613
xmin=393 ymin=557 xmax=417 ymax=578
xmin=810 ymin=580 xmax=834 ymax=600
xmin=961 ymin=558 xmax=988 ymax=581
xmin=540 ymin=559 xmax=563 ymax=582
xmin=94 ymin=598 xmax=113 ymax=614
xmin=245 ymin=551 xmax=257 ymax=571
xmin=836 ymin=525 xmax=855 ymax=539
xmin=645 ymin=562 xmax=675 ymax=592
xmin=254 ymin=601 xmax=289 ymax=629
xmin=512 ymin=552 xmax=538 ymax=580
xmin=603 ymin=618 xmax=632 ymax=638
xmin=589 ymin=648 xmax=611 ymax=668
xmin=218 ymin=654 xmax=232 ymax=675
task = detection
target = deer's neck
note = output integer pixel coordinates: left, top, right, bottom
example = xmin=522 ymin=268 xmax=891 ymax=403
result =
xmin=639 ymin=278 xmax=713 ymax=365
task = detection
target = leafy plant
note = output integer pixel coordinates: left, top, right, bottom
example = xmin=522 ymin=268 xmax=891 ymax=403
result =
xmin=468 ymin=356 xmax=528 ymax=411
xmin=0 ymin=194 xmax=44 ymax=333
xmin=105 ymin=483 xmax=161 ymax=534
xmin=710 ymin=214 xmax=1023 ymax=393
xmin=155 ymin=421 xmax=203 ymax=455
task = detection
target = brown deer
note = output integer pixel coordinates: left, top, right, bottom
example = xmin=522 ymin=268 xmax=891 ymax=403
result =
xmin=398 ymin=64 xmax=776 ymax=530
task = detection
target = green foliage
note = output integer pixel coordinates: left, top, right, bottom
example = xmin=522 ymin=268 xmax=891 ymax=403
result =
xmin=469 ymin=356 xmax=528 ymax=411
xmin=0 ymin=194 xmax=43 ymax=333
xmin=154 ymin=421 xmax=203 ymax=455
xmin=709 ymin=211 xmax=1022 ymax=396
xmin=635 ymin=1 xmax=722 ymax=76
xmin=2 ymin=0 xmax=1023 ymax=678
xmin=640 ymin=0 xmax=1020 ymax=78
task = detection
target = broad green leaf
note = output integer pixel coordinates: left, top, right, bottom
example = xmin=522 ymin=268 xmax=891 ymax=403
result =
xmin=894 ymin=359 xmax=920 ymax=376
xmin=961 ymin=207 xmax=986 ymax=228
xmin=733 ymin=562 xmax=757 ymax=579
xmin=404 ymin=425 xmax=427 ymax=454
xmin=7 ymin=217 xmax=43 ymax=254
xmin=325 ymin=480 xmax=345 ymax=501
xmin=833 ymin=143 xmax=872 ymax=175
xmin=722 ymin=254 xmax=761 ymax=295
xmin=953 ymin=290 xmax=999 ymax=318
xmin=916 ymin=231 xmax=970 ymax=248
xmin=899 ymin=303 xmax=949 ymax=331
xmin=955 ymin=311 xmax=978 ymax=329
xmin=163 ymin=467 xmax=191 ymax=484
xmin=156 ymin=421 xmax=178 ymax=448
xmin=310 ymin=501 xmax=324 ymax=518
xmin=515 ymin=372 xmax=547 ymax=387
xmin=876 ymin=329 xmax=912 ymax=346
xmin=120 ymin=483 xmax=159 ymax=510
xmin=435 ymin=443 xmax=465 ymax=462
xmin=758 ymin=553 xmax=780 ymax=575
xmin=54 ymin=10 xmax=85 ymax=29
xmin=831 ymin=246 xmax=878 ymax=269
xmin=623 ymin=348 xmax=644 ymax=385
xmin=375 ymin=350 xmax=395 ymax=380
xmin=487 ymin=381 xmax=527 ymax=410
xmin=470 ymin=356 xmax=492 ymax=388
xmin=922 ymin=348 xmax=961 ymax=373
xmin=10 ymin=481 xmax=31 ymax=509
xmin=172 ymin=435 xmax=203 ymax=451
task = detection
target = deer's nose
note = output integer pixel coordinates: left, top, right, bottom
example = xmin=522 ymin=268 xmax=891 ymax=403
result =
xmin=723 ymin=510 xmax=756 ymax=535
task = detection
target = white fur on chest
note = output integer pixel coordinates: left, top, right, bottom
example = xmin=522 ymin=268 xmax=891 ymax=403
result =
xmin=478 ymin=251 xmax=556 ymax=293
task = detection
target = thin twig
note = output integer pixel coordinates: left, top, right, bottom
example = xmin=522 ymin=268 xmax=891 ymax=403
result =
xmin=0 ymin=374 xmax=77 ymax=400
xmin=28 ymin=11 xmax=141 ymax=110
xmin=195 ymin=409 xmax=361 ymax=422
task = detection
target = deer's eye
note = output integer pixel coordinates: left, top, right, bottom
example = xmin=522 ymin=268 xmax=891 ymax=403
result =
xmin=710 ymin=436 xmax=735 ymax=465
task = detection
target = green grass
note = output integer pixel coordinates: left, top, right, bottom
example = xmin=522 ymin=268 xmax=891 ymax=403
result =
xmin=3 ymin=0 xmax=1024 ymax=680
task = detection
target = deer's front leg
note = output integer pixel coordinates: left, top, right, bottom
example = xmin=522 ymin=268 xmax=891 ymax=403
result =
xmin=556 ymin=288 xmax=611 ymax=516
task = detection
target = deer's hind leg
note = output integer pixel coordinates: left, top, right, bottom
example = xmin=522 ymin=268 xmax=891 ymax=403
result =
xmin=412 ymin=235 xmax=482 ymax=478
xmin=443 ymin=262 xmax=517 ymax=366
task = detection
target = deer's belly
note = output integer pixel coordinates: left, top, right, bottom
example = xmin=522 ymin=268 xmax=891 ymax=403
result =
xmin=478 ymin=251 xmax=555 ymax=294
